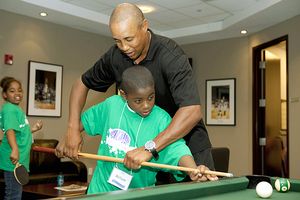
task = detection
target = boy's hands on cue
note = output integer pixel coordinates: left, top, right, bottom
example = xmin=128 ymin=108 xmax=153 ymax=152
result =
xmin=124 ymin=147 xmax=152 ymax=169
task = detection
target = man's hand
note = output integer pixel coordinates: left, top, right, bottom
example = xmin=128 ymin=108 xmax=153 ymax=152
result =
xmin=189 ymin=165 xmax=219 ymax=182
xmin=56 ymin=78 xmax=87 ymax=159
xmin=123 ymin=147 xmax=152 ymax=169
xmin=55 ymin=129 xmax=83 ymax=159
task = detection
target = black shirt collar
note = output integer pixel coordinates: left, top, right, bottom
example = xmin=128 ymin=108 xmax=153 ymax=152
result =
xmin=143 ymin=29 xmax=157 ymax=62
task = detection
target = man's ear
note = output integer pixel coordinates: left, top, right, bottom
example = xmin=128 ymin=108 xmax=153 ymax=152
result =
xmin=142 ymin=19 xmax=149 ymax=32
xmin=119 ymin=89 xmax=127 ymax=100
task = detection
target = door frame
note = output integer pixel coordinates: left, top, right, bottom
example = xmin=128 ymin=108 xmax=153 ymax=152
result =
xmin=252 ymin=35 xmax=289 ymax=177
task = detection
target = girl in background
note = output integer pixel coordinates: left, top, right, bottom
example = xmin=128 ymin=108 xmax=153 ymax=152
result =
xmin=0 ymin=77 xmax=43 ymax=200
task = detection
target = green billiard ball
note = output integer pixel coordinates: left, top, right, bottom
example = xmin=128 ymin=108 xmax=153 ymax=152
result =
xmin=275 ymin=178 xmax=290 ymax=192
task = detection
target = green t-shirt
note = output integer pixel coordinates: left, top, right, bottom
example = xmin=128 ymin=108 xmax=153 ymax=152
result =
xmin=81 ymin=95 xmax=192 ymax=194
xmin=0 ymin=102 xmax=32 ymax=171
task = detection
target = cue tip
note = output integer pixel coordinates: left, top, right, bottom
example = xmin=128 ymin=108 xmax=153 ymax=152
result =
xmin=204 ymin=170 xmax=234 ymax=177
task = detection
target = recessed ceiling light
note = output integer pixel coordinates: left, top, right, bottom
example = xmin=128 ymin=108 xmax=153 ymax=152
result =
xmin=40 ymin=12 xmax=48 ymax=17
xmin=240 ymin=29 xmax=247 ymax=35
xmin=138 ymin=5 xmax=155 ymax=13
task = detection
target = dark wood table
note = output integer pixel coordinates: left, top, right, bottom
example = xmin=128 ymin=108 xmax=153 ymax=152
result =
xmin=22 ymin=181 xmax=88 ymax=199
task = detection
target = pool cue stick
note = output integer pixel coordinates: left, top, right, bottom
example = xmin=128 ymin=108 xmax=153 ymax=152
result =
xmin=79 ymin=152 xmax=233 ymax=177
xmin=32 ymin=146 xmax=233 ymax=177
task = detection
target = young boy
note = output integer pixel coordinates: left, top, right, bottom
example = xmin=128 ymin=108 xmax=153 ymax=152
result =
xmin=80 ymin=66 xmax=216 ymax=194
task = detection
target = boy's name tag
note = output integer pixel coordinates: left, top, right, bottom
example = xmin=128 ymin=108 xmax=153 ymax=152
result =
xmin=108 ymin=167 xmax=133 ymax=190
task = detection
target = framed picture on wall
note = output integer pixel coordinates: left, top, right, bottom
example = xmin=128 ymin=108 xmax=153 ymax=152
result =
xmin=205 ymin=78 xmax=236 ymax=126
xmin=27 ymin=61 xmax=63 ymax=117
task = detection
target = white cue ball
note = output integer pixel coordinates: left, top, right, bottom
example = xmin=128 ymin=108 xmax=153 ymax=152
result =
xmin=256 ymin=181 xmax=273 ymax=198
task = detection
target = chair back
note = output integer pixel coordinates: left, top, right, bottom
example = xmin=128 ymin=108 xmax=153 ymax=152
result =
xmin=211 ymin=147 xmax=230 ymax=172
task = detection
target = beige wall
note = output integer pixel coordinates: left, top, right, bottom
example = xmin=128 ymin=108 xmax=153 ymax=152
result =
xmin=1 ymin=9 xmax=300 ymax=180
xmin=182 ymin=37 xmax=252 ymax=177
xmin=182 ymin=14 xmax=300 ymax=179
xmin=0 ymin=10 xmax=115 ymax=180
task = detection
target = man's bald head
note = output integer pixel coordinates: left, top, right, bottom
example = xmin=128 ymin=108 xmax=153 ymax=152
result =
xmin=109 ymin=3 xmax=145 ymax=27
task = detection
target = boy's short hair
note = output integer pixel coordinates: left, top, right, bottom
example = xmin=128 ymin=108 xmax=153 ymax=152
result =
xmin=120 ymin=65 xmax=154 ymax=94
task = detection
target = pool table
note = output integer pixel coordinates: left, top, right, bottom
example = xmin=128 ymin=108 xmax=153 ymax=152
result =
xmin=69 ymin=175 xmax=300 ymax=200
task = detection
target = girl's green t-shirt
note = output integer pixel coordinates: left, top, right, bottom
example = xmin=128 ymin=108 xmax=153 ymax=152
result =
xmin=0 ymin=102 xmax=32 ymax=171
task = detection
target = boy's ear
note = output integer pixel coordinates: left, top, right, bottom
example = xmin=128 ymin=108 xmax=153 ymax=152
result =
xmin=119 ymin=89 xmax=127 ymax=100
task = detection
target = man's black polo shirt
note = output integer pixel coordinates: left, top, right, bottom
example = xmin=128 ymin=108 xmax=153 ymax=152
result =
xmin=82 ymin=30 xmax=211 ymax=153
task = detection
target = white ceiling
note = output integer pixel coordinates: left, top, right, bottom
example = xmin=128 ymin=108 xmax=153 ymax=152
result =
xmin=1 ymin=0 xmax=300 ymax=45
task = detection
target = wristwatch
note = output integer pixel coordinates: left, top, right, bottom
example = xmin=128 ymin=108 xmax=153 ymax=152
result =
xmin=144 ymin=140 xmax=159 ymax=160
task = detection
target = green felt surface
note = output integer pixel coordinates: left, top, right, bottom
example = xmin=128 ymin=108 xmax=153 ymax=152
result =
xmin=70 ymin=176 xmax=300 ymax=200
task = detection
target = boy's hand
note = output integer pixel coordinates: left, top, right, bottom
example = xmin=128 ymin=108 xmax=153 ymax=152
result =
xmin=124 ymin=147 xmax=152 ymax=169
xmin=189 ymin=165 xmax=219 ymax=182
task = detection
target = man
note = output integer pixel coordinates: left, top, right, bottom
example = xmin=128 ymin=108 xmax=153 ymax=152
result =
xmin=56 ymin=3 xmax=214 ymax=182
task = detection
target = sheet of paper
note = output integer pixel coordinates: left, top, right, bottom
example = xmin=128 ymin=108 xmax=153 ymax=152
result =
xmin=54 ymin=184 xmax=87 ymax=192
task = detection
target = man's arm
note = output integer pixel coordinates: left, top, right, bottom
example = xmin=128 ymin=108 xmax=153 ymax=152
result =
xmin=123 ymin=105 xmax=201 ymax=169
xmin=55 ymin=78 xmax=89 ymax=159
xmin=154 ymin=105 xmax=201 ymax=151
